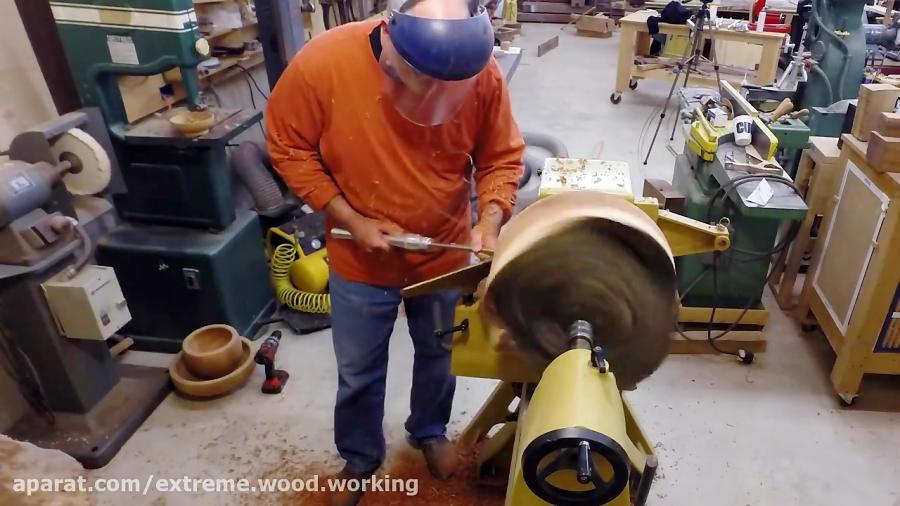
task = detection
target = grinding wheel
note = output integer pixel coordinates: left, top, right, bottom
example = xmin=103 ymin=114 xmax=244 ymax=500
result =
xmin=50 ymin=128 xmax=112 ymax=196
xmin=484 ymin=192 xmax=677 ymax=388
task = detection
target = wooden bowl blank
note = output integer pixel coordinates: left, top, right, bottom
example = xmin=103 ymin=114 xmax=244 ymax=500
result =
xmin=181 ymin=325 xmax=243 ymax=380
xmin=169 ymin=110 xmax=215 ymax=138
xmin=169 ymin=338 xmax=255 ymax=398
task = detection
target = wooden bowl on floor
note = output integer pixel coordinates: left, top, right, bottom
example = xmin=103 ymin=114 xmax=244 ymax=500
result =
xmin=169 ymin=110 xmax=215 ymax=138
xmin=170 ymin=338 xmax=255 ymax=398
xmin=181 ymin=325 xmax=243 ymax=379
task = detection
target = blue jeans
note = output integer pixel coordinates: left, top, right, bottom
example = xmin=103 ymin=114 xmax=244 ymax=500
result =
xmin=329 ymin=271 xmax=458 ymax=473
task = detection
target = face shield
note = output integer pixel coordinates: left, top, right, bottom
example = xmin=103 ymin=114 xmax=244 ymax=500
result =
xmin=381 ymin=5 xmax=494 ymax=126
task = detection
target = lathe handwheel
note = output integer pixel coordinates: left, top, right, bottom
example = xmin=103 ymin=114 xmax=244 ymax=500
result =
xmin=522 ymin=427 xmax=630 ymax=506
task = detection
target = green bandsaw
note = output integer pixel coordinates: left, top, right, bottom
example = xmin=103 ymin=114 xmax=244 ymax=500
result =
xmin=50 ymin=0 xmax=258 ymax=229
xmin=51 ymin=1 xmax=275 ymax=352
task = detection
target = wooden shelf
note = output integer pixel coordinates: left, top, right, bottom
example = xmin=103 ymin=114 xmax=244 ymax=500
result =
xmin=164 ymin=48 xmax=264 ymax=82
xmin=201 ymin=48 xmax=264 ymax=80
xmin=201 ymin=18 xmax=258 ymax=39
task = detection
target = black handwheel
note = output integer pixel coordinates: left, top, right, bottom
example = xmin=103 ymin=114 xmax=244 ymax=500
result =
xmin=610 ymin=92 xmax=622 ymax=104
xmin=522 ymin=428 xmax=630 ymax=506
xmin=629 ymin=79 xmax=639 ymax=90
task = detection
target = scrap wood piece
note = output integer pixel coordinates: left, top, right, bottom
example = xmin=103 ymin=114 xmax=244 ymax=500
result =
xmin=518 ymin=12 xmax=573 ymax=22
xmin=560 ymin=5 xmax=598 ymax=28
xmin=109 ymin=336 xmax=135 ymax=357
xmin=537 ymin=35 xmax=560 ymax=57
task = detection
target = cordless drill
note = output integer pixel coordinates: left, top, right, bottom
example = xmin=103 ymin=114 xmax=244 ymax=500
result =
xmin=254 ymin=330 xmax=289 ymax=394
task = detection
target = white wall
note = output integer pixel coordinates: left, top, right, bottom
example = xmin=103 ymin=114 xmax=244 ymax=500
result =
xmin=0 ymin=3 xmax=57 ymax=152
xmin=0 ymin=3 xmax=51 ymax=430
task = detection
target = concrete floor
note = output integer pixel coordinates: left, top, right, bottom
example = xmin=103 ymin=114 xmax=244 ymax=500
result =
xmin=88 ymin=24 xmax=900 ymax=506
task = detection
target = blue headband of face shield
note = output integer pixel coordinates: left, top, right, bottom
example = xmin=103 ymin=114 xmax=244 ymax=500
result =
xmin=388 ymin=5 xmax=494 ymax=82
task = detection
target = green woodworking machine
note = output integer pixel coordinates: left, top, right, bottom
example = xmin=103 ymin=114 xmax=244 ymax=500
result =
xmin=50 ymin=0 xmax=273 ymax=352
xmin=674 ymin=83 xmax=807 ymax=313
xmin=742 ymin=0 xmax=869 ymax=138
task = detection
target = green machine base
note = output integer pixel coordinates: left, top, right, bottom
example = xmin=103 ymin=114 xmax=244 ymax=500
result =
xmin=671 ymin=150 xmax=807 ymax=309
xmin=96 ymin=210 xmax=275 ymax=353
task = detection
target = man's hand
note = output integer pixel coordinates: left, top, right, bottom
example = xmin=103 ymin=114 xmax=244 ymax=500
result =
xmin=326 ymin=195 xmax=403 ymax=253
xmin=345 ymin=215 xmax=404 ymax=253
xmin=471 ymin=203 xmax=504 ymax=260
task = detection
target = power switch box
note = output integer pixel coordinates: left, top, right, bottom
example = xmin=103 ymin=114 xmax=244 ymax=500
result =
xmin=42 ymin=265 xmax=131 ymax=340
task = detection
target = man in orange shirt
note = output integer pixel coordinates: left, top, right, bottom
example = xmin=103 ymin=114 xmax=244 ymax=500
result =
xmin=266 ymin=0 xmax=523 ymax=502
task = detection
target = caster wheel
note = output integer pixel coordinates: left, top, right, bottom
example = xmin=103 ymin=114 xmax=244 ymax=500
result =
xmin=801 ymin=322 xmax=818 ymax=333
xmin=838 ymin=393 xmax=857 ymax=406
xmin=629 ymin=79 xmax=639 ymax=90
xmin=610 ymin=92 xmax=622 ymax=104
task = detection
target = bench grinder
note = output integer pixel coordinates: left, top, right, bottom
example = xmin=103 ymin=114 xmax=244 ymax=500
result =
xmin=0 ymin=112 xmax=170 ymax=468
xmin=50 ymin=0 xmax=274 ymax=352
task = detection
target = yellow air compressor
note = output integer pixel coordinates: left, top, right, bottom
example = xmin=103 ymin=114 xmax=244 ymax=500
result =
xmin=267 ymin=227 xmax=330 ymax=314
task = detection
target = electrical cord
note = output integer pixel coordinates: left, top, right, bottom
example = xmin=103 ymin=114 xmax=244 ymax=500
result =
xmin=705 ymin=252 xmax=738 ymax=356
xmin=675 ymin=173 xmax=804 ymax=361
xmin=235 ymin=63 xmax=270 ymax=100
xmin=676 ymin=239 xmax=791 ymax=342
xmin=705 ymin=174 xmax=803 ymax=258
xmin=679 ymin=266 xmax=710 ymax=302
xmin=224 ymin=63 xmax=269 ymax=137
xmin=65 ymin=224 xmax=93 ymax=280
xmin=674 ymin=253 xmax=752 ymax=361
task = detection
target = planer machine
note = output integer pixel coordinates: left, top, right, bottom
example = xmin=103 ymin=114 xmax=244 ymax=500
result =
xmin=674 ymin=81 xmax=807 ymax=322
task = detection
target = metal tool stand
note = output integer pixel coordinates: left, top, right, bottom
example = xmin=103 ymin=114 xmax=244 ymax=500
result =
xmin=643 ymin=0 xmax=724 ymax=165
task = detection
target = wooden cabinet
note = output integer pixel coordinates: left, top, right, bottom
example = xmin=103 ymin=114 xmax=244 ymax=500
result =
xmin=801 ymin=134 xmax=900 ymax=404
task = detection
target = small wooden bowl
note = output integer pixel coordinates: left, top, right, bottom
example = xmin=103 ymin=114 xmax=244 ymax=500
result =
xmin=169 ymin=110 xmax=215 ymax=138
xmin=170 ymin=338 xmax=255 ymax=398
xmin=181 ymin=325 xmax=243 ymax=380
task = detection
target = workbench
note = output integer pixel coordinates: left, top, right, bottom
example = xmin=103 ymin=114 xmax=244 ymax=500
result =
xmin=613 ymin=10 xmax=786 ymax=103
xmin=800 ymin=134 xmax=900 ymax=404
xmin=639 ymin=1 xmax=798 ymax=24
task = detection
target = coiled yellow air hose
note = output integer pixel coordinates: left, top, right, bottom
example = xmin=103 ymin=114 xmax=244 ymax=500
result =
xmin=271 ymin=242 xmax=331 ymax=314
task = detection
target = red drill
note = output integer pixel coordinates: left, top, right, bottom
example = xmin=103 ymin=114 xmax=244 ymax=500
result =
xmin=254 ymin=330 xmax=289 ymax=394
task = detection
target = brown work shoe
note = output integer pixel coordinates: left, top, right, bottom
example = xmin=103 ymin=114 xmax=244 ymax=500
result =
xmin=407 ymin=436 xmax=458 ymax=480
xmin=328 ymin=466 xmax=371 ymax=506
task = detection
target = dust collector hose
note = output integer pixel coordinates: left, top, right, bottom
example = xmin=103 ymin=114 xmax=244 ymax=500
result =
xmin=808 ymin=63 xmax=835 ymax=105
xmin=522 ymin=132 xmax=570 ymax=158
xmin=271 ymin=243 xmax=331 ymax=314
xmin=524 ymin=152 xmax=544 ymax=176
xmin=68 ymin=225 xmax=93 ymax=279
xmin=811 ymin=0 xmax=849 ymax=100
xmin=230 ymin=142 xmax=285 ymax=214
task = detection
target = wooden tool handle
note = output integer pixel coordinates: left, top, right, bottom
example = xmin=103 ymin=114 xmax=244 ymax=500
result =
xmin=770 ymin=98 xmax=795 ymax=122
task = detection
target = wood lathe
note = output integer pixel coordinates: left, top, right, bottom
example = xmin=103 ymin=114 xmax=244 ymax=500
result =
xmin=402 ymin=185 xmax=731 ymax=505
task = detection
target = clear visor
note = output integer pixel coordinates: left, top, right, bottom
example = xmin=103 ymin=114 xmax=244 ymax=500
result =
xmin=380 ymin=49 xmax=478 ymax=127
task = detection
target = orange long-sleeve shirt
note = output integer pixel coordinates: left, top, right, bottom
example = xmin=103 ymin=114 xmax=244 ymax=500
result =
xmin=266 ymin=19 xmax=525 ymax=287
